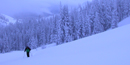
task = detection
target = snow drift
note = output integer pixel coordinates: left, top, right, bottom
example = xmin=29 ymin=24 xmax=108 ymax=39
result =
xmin=118 ymin=16 xmax=130 ymax=27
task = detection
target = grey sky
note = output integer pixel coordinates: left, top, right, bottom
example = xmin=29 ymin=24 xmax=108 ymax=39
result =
xmin=0 ymin=0 xmax=90 ymax=18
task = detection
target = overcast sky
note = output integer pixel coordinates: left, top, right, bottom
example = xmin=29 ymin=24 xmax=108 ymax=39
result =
xmin=0 ymin=0 xmax=90 ymax=18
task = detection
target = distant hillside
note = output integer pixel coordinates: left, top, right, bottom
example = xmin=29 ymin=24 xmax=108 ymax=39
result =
xmin=0 ymin=14 xmax=16 ymax=26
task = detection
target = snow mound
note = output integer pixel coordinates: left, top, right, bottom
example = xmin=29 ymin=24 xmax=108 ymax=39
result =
xmin=118 ymin=16 xmax=130 ymax=27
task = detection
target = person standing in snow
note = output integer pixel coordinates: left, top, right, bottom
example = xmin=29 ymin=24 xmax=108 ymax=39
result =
xmin=24 ymin=46 xmax=31 ymax=57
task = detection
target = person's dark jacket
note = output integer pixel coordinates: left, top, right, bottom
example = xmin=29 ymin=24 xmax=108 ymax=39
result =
xmin=24 ymin=46 xmax=31 ymax=52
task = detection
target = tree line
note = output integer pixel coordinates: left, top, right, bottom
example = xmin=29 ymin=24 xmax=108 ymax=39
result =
xmin=0 ymin=0 xmax=130 ymax=53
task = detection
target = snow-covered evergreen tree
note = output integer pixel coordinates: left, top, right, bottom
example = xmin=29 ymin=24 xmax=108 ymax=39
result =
xmin=77 ymin=5 xmax=84 ymax=38
xmin=111 ymin=0 xmax=118 ymax=29
xmin=28 ymin=36 xmax=38 ymax=49
xmin=70 ymin=8 xmax=79 ymax=40
xmin=123 ymin=0 xmax=130 ymax=18
xmin=93 ymin=12 xmax=104 ymax=34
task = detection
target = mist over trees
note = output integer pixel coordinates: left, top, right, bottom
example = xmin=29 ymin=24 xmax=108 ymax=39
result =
xmin=0 ymin=0 xmax=130 ymax=53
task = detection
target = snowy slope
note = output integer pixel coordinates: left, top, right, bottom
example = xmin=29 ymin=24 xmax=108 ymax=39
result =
xmin=0 ymin=21 xmax=130 ymax=65
xmin=0 ymin=14 xmax=16 ymax=25
xmin=118 ymin=16 xmax=130 ymax=27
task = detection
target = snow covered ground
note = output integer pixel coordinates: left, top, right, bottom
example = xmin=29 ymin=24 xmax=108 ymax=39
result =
xmin=0 ymin=18 xmax=130 ymax=65
xmin=118 ymin=16 xmax=130 ymax=27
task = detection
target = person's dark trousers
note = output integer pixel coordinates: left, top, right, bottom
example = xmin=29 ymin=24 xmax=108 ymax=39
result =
xmin=27 ymin=52 xmax=30 ymax=57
